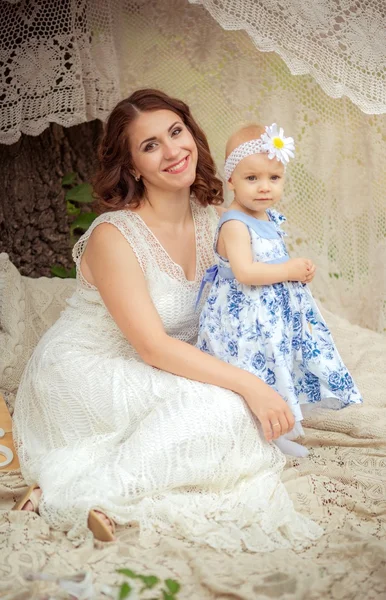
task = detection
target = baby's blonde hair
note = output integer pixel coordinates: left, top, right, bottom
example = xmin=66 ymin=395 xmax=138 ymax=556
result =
xmin=225 ymin=123 xmax=265 ymax=159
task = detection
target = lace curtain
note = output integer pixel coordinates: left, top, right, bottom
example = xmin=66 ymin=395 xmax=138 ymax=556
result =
xmin=0 ymin=0 xmax=124 ymax=144
xmin=2 ymin=0 xmax=385 ymax=143
xmin=1 ymin=0 xmax=385 ymax=333
xmin=189 ymin=0 xmax=386 ymax=114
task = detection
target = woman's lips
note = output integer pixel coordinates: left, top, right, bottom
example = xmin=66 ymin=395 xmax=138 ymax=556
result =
xmin=164 ymin=155 xmax=190 ymax=174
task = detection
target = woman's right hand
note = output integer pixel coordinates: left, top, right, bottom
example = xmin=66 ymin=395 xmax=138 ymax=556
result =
xmin=241 ymin=379 xmax=295 ymax=442
xmin=286 ymin=258 xmax=315 ymax=283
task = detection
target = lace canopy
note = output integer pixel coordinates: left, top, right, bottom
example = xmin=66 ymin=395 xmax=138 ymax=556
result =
xmin=1 ymin=0 xmax=385 ymax=145
xmin=189 ymin=0 xmax=386 ymax=114
xmin=1 ymin=0 xmax=385 ymax=333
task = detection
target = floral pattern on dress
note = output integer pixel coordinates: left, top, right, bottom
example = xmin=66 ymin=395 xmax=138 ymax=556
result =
xmin=197 ymin=209 xmax=362 ymax=422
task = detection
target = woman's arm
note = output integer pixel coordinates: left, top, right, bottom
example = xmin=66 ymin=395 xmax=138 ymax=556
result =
xmin=82 ymin=223 xmax=295 ymax=441
xmin=221 ymin=220 xmax=315 ymax=285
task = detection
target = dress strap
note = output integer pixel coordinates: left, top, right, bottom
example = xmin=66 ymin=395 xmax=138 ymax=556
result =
xmin=72 ymin=210 xmax=148 ymax=289
xmin=216 ymin=210 xmax=281 ymax=240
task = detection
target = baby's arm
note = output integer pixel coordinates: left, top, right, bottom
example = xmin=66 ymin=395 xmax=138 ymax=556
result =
xmin=220 ymin=220 xmax=315 ymax=285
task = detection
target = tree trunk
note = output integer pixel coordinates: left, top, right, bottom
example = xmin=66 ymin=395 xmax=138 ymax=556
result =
xmin=0 ymin=120 xmax=103 ymax=277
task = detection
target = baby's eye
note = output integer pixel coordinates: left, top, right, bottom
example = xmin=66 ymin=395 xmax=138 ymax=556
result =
xmin=271 ymin=175 xmax=281 ymax=181
xmin=246 ymin=175 xmax=257 ymax=181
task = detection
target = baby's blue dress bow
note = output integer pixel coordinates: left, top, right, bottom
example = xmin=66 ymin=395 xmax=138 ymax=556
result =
xmin=195 ymin=264 xmax=234 ymax=310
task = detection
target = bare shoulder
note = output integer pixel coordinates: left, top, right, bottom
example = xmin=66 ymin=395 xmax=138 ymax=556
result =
xmin=82 ymin=220 xmax=139 ymax=286
xmin=86 ymin=220 xmax=134 ymax=256
xmin=221 ymin=219 xmax=249 ymax=235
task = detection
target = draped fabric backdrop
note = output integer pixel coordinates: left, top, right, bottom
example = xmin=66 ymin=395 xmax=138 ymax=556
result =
xmin=1 ymin=0 xmax=385 ymax=332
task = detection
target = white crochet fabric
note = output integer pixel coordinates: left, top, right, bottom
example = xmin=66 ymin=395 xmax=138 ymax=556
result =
xmin=189 ymin=0 xmax=386 ymax=114
xmin=1 ymin=0 xmax=386 ymax=333
xmin=12 ymin=202 xmax=322 ymax=549
xmin=2 ymin=0 xmax=385 ymax=146
xmin=0 ymin=253 xmax=76 ymax=411
xmin=224 ymin=139 xmax=265 ymax=180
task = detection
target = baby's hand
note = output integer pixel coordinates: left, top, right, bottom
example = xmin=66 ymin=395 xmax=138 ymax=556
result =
xmin=286 ymin=258 xmax=316 ymax=283
xmin=303 ymin=261 xmax=316 ymax=284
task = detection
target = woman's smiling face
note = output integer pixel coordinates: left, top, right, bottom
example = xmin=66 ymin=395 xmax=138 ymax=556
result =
xmin=128 ymin=109 xmax=198 ymax=194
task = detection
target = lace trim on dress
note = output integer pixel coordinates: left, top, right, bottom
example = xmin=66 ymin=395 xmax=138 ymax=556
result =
xmin=72 ymin=200 xmax=219 ymax=291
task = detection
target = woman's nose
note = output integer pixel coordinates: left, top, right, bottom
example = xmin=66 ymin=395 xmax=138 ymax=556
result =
xmin=163 ymin=140 xmax=180 ymax=160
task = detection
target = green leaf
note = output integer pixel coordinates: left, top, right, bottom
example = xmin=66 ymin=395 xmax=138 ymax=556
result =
xmin=67 ymin=265 xmax=77 ymax=278
xmin=138 ymin=575 xmax=159 ymax=589
xmin=161 ymin=591 xmax=174 ymax=600
xmin=50 ymin=265 xmax=77 ymax=279
xmin=65 ymin=183 xmax=94 ymax=204
xmin=116 ymin=569 xmax=139 ymax=580
xmin=62 ymin=172 xmax=78 ymax=186
xmin=50 ymin=265 xmax=69 ymax=278
xmin=66 ymin=200 xmax=81 ymax=216
xmin=70 ymin=212 xmax=97 ymax=234
xmin=118 ymin=582 xmax=132 ymax=600
xmin=165 ymin=580 xmax=180 ymax=594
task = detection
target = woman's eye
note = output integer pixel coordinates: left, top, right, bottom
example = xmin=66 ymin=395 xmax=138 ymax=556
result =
xmin=171 ymin=127 xmax=182 ymax=137
xmin=144 ymin=142 xmax=157 ymax=152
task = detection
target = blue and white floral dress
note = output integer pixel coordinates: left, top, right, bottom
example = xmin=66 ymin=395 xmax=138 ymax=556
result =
xmin=196 ymin=209 xmax=362 ymax=426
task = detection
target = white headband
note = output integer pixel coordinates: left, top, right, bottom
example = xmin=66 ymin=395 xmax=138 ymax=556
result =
xmin=224 ymin=123 xmax=295 ymax=180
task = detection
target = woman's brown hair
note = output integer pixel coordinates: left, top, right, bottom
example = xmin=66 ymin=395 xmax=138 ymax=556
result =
xmin=93 ymin=88 xmax=223 ymax=212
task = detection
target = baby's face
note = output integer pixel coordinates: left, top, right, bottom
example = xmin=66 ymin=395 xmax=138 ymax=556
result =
xmin=228 ymin=152 xmax=285 ymax=216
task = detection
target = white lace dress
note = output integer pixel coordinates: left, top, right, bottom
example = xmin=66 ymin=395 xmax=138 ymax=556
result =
xmin=13 ymin=200 xmax=322 ymax=550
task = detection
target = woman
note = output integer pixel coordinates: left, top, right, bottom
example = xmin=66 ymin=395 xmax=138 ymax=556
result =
xmin=13 ymin=89 xmax=322 ymax=550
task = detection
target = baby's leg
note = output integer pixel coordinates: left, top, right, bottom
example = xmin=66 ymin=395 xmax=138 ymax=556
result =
xmin=274 ymin=436 xmax=309 ymax=457
xmin=274 ymin=419 xmax=309 ymax=457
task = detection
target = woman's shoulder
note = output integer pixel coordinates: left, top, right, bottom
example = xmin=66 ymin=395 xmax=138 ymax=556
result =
xmin=214 ymin=205 xmax=227 ymax=217
xmin=191 ymin=197 xmax=222 ymax=228
xmin=92 ymin=208 xmax=134 ymax=225
xmin=73 ymin=209 xmax=138 ymax=258
xmin=86 ymin=208 xmax=141 ymax=237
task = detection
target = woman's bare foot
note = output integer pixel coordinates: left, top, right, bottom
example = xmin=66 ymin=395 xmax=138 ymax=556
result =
xmin=94 ymin=510 xmax=114 ymax=534
xmin=88 ymin=509 xmax=116 ymax=542
xmin=22 ymin=487 xmax=42 ymax=511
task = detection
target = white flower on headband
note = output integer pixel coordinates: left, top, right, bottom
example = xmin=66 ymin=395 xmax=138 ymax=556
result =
xmin=261 ymin=123 xmax=295 ymax=165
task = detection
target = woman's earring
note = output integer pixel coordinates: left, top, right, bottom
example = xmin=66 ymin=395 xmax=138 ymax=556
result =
xmin=135 ymin=174 xmax=140 ymax=182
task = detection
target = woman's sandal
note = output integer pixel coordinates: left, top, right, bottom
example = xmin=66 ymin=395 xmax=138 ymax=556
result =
xmin=12 ymin=483 xmax=41 ymax=513
xmin=13 ymin=487 xmax=115 ymax=541
xmin=88 ymin=509 xmax=116 ymax=542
